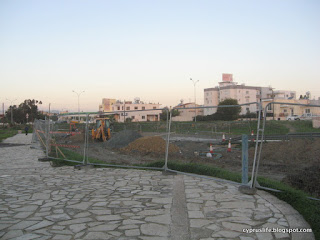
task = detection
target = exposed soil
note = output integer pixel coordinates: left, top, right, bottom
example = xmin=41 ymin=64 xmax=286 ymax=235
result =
xmin=55 ymin=131 xmax=320 ymax=198
xmin=106 ymin=130 xmax=142 ymax=149
xmin=121 ymin=136 xmax=180 ymax=155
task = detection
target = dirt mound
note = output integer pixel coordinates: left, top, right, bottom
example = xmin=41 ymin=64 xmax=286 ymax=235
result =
xmin=284 ymin=164 xmax=320 ymax=198
xmin=121 ymin=136 xmax=180 ymax=155
xmin=106 ymin=130 xmax=142 ymax=149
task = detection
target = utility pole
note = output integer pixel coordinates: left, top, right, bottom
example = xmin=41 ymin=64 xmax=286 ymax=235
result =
xmin=190 ymin=78 xmax=199 ymax=122
xmin=1 ymin=103 xmax=4 ymax=127
xmin=72 ymin=90 xmax=85 ymax=121
xmin=123 ymin=100 xmax=126 ymax=123
xmin=6 ymin=98 xmax=17 ymax=125
xmin=271 ymin=87 xmax=275 ymax=121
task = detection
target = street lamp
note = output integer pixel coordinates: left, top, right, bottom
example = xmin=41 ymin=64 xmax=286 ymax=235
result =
xmin=72 ymin=90 xmax=85 ymax=121
xmin=6 ymin=98 xmax=17 ymax=124
xmin=190 ymin=78 xmax=199 ymax=122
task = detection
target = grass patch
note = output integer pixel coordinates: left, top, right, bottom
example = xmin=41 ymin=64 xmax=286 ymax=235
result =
xmin=48 ymin=149 xmax=319 ymax=239
xmin=258 ymin=177 xmax=320 ymax=239
xmin=290 ymin=120 xmax=320 ymax=133
xmin=0 ymin=129 xmax=18 ymax=142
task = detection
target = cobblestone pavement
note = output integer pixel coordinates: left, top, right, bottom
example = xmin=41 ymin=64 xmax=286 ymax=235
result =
xmin=0 ymin=134 xmax=314 ymax=240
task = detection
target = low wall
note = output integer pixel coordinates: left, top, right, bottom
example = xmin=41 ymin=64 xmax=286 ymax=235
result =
xmin=313 ymin=117 xmax=320 ymax=128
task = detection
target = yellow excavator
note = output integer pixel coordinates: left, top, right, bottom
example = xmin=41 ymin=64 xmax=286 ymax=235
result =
xmin=91 ymin=118 xmax=112 ymax=141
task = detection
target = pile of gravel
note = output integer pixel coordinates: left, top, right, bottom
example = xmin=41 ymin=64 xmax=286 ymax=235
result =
xmin=106 ymin=130 xmax=142 ymax=149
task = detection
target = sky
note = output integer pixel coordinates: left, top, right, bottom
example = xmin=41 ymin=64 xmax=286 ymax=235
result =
xmin=1 ymin=0 xmax=320 ymax=112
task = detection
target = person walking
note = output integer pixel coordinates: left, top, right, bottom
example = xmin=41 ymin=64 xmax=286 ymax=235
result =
xmin=25 ymin=126 xmax=29 ymax=135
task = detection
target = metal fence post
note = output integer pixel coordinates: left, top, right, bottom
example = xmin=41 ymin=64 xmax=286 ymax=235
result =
xmin=242 ymin=134 xmax=249 ymax=184
xmin=45 ymin=117 xmax=49 ymax=158
xmin=250 ymin=102 xmax=262 ymax=188
xmin=164 ymin=108 xmax=172 ymax=171
xmin=83 ymin=114 xmax=89 ymax=165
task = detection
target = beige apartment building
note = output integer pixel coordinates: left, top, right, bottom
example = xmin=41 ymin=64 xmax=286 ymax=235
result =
xmin=172 ymin=102 xmax=204 ymax=121
xmin=99 ymin=98 xmax=116 ymax=112
xmin=100 ymin=98 xmax=161 ymax=122
xmin=204 ymin=74 xmax=296 ymax=116
xmin=262 ymin=98 xmax=320 ymax=120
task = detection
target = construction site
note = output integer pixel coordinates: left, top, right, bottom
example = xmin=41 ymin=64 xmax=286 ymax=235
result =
xmin=40 ymin=116 xmax=320 ymax=199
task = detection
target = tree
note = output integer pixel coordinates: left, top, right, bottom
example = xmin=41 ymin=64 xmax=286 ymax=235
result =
xmin=197 ymin=99 xmax=241 ymax=121
xmin=215 ymin=98 xmax=241 ymax=121
xmin=160 ymin=108 xmax=180 ymax=121
xmin=5 ymin=99 xmax=45 ymax=124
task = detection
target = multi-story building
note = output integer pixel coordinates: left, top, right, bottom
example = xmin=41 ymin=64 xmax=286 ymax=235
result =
xmin=204 ymin=74 xmax=296 ymax=116
xmin=262 ymin=98 xmax=320 ymax=120
xmin=172 ymin=102 xmax=204 ymax=122
xmin=310 ymin=97 xmax=320 ymax=106
xmin=273 ymin=90 xmax=296 ymax=100
xmin=99 ymin=98 xmax=116 ymax=112
xmin=100 ymin=98 xmax=161 ymax=122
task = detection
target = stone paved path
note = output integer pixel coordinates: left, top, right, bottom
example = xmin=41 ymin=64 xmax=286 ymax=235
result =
xmin=0 ymin=134 xmax=314 ymax=240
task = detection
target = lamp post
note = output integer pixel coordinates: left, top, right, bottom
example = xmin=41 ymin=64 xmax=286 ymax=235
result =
xmin=190 ymin=78 xmax=199 ymax=122
xmin=72 ymin=90 xmax=85 ymax=121
xmin=6 ymin=98 xmax=17 ymax=124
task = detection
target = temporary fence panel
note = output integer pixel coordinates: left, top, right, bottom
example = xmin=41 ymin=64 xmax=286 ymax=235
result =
xmin=31 ymin=119 xmax=49 ymax=150
xmin=32 ymin=101 xmax=320 ymax=200
xmin=253 ymin=102 xmax=320 ymax=199
xmin=164 ymin=103 xmax=260 ymax=181
xmin=46 ymin=120 xmax=86 ymax=164
xmin=84 ymin=108 xmax=168 ymax=170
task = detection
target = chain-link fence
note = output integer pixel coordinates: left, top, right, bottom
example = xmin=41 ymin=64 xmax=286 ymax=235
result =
xmin=164 ymin=102 xmax=260 ymax=182
xmin=252 ymin=102 xmax=320 ymax=199
xmin=31 ymin=101 xmax=320 ymax=199
xmin=85 ymin=108 xmax=168 ymax=169
xmin=31 ymin=119 xmax=50 ymax=151
xmin=32 ymin=108 xmax=168 ymax=170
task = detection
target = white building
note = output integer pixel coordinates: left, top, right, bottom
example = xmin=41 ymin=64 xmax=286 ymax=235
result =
xmin=273 ymin=90 xmax=296 ymax=100
xmin=100 ymin=98 xmax=161 ymax=122
xmin=204 ymin=74 xmax=296 ymax=116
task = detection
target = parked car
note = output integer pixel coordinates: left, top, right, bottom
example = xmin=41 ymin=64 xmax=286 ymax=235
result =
xmin=300 ymin=113 xmax=313 ymax=120
xmin=286 ymin=115 xmax=300 ymax=120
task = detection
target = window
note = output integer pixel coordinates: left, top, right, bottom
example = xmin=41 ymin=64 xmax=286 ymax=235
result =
xmin=284 ymin=109 xmax=287 ymax=113
xmin=131 ymin=116 xmax=135 ymax=119
xmin=121 ymin=106 xmax=123 ymax=110
xmin=153 ymin=107 xmax=156 ymax=109
xmin=117 ymin=107 xmax=120 ymax=110
xmin=142 ymin=116 xmax=145 ymax=119
xmin=267 ymin=104 xmax=272 ymax=110
xmin=142 ymin=107 xmax=145 ymax=110
xmin=305 ymin=109 xmax=310 ymax=113
xmin=134 ymin=107 xmax=138 ymax=110
xmin=126 ymin=107 xmax=130 ymax=110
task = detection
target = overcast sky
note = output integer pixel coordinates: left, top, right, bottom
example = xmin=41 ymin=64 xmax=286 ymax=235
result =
xmin=1 ymin=0 xmax=319 ymax=112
